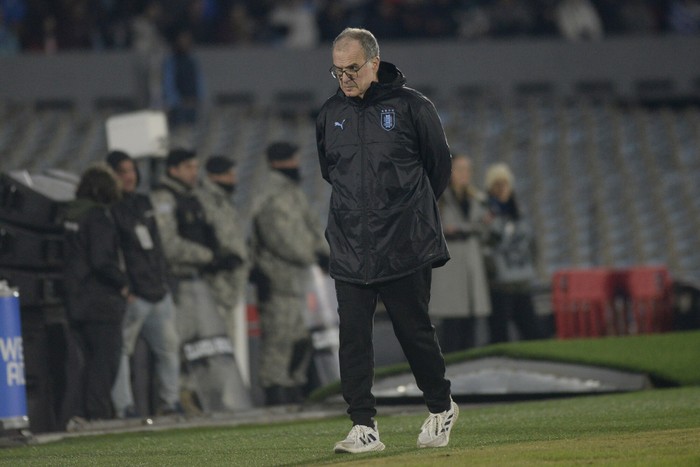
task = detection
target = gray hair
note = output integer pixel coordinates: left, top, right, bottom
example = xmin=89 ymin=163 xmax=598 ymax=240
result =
xmin=333 ymin=28 xmax=380 ymax=60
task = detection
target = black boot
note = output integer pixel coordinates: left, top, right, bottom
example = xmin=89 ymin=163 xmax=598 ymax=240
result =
xmin=264 ymin=385 xmax=287 ymax=406
xmin=284 ymin=386 xmax=304 ymax=404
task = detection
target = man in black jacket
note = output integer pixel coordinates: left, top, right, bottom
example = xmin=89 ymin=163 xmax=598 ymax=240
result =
xmin=106 ymin=151 xmax=181 ymax=418
xmin=316 ymin=27 xmax=457 ymax=453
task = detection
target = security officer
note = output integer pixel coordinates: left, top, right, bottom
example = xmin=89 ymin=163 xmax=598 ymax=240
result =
xmin=196 ymin=155 xmax=248 ymax=352
xmin=250 ymin=142 xmax=329 ymax=405
xmin=151 ymin=148 xmax=250 ymax=413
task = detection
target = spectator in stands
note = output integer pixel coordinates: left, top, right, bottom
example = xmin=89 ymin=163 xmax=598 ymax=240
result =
xmin=131 ymin=0 xmax=168 ymax=108
xmin=22 ymin=13 xmax=58 ymax=53
xmin=151 ymin=148 xmax=250 ymax=414
xmin=162 ymin=28 xmax=205 ymax=127
xmin=6 ymin=0 xmax=700 ymax=54
xmin=106 ymin=151 xmax=181 ymax=418
xmin=593 ymin=0 xmax=627 ymax=34
xmin=217 ymin=2 xmax=256 ymax=45
xmin=316 ymin=28 xmax=457 ymax=453
xmin=54 ymin=0 xmax=93 ymax=50
xmin=431 ymin=155 xmax=491 ymax=353
xmin=483 ymin=162 xmax=542 ymax=344
xmin=196 ymin=155 xmax=248 ymax=356
xmin=363 ymin=0 xmax=405 ymax=40
xmin=93 ymin=0 xmax=130 ymax=49
xmin=487 ymin=0 xmax=538 ymax=37
xmin=398 ymin=1 xmax=426 ymax=38
xmin=249 ymin=142 xmax=329 ymax=406
xmin=455 ymin=2 xmax=491 ymax=39
xmin=553 ymin=0 xmax=604 ymax=40
xmin=0 ymin=5 xmax=20 ymax=55
xmin=0 ymin=0 xmax=26 ymax=25
xmin=616 ymin=0 xmax=660 ymax=34
xmin=317 ymin=1 xmax=355 ymax=43
xmin=668 ymin=0 xmax=700 ymax=34
xmin=422 ymin=0 xmax=460 ymax=38
xmin=183 ymin=0 xmax=218 ymax=45
xmin=269 ymin=0 xmax=319 ymax=48
xmin=63 ymin=164 xmax=127 ymax=421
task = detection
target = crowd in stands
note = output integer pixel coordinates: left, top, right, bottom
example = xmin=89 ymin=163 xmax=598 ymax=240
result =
xmin=1 ymin=0 xmax=700 ymax=56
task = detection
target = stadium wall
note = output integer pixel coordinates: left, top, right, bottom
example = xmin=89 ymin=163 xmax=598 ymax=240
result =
xmin=0 ymin=36 xmax=699 ymax=112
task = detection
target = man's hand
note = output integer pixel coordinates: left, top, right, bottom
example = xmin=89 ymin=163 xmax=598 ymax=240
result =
xmin=204 ymin=251 xmax=243 ymax=273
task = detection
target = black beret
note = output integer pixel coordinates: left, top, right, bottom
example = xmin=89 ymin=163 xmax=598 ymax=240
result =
xmin=166 ymin=148 xmax=197 ymax=167
xmin=205 ymin=155 xmax=236 ymax=174
xmin=266 ymin=142 xmax=299 ymax=162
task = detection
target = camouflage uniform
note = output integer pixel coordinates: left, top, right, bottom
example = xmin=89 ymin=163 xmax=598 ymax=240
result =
xmin=150 ymin=176 xmax=214 ymax=280
xmin=196 ymin=177 xmax=249 ymax=343
xmin=150 ymin=175 xmax=251 ymax=412
xmin=250 ymin=170 xmax=329 ymax=389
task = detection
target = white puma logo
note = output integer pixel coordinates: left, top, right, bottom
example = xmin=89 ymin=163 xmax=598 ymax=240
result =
xmin=334 ymin=119 xmax=346 ymax=130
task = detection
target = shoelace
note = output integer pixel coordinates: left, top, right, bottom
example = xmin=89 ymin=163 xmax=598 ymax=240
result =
xmin=421 ymin=411 xmax=447 ymax=436
xmin=350 ymin=425 xmax=377 ymax=445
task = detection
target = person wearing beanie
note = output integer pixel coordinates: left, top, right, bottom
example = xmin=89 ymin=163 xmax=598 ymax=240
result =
xmin=150 ymin=148 xmax=251 ymax=414
xmin=204 ymin=155 xmax=236 ymax=182
xmin=196 ymin=155 xmax=248 ymax=362
xmin=106 ymin=150 xmax=182 ymax=418
xmin=249 ymin=142 xmax=329 ymax=406
xmin=265 ymin=142 xmax=303 ymax=183
xmin=165 ymin=148 xmax=197 ymax=170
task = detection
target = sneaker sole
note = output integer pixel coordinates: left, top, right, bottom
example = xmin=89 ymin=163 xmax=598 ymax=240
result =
xmin=417 ymin=402 xmax=460 ymax=448
xmin=334 ymin=441 xmax=386 ymax=454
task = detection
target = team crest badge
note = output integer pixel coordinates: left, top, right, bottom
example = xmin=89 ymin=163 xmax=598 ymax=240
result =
xmin=380 ymin=109 xmax=395 ymax=131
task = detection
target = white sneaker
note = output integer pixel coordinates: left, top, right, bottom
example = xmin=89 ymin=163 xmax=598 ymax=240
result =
xmin=334 ymin=422 xmax=386 ymax=453
xmin=417 ymin=400 xmax=459 ymax=448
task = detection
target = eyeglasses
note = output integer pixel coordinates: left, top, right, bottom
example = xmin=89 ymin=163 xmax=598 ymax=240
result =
xmin=329 ymin=58 xmax=372 ymax=80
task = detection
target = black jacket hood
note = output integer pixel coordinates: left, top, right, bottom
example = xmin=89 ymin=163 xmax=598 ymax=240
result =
xmin=64 ymin=198 xmax=103 ymax=222
xmin=336 ymin=61 xmax=407 ymax=104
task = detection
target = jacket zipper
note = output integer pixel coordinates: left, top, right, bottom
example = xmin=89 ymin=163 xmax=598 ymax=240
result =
xmin=359 ymin=104 xmax=370 ymax=285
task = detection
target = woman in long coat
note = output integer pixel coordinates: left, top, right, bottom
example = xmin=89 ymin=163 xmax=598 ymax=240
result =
xmin=430 ymin=155 xmax=491 ymax=352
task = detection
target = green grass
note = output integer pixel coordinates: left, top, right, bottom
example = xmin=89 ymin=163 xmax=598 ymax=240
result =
xmin=2 ymin=387 xmax=699 ymax=466
xmin=455 ymin=330 xmax=700 ymax=386
xmin=311 ymin=330 xmax=700 ymax=401
xmin=3 ymin=331 xmax=700 ymax=465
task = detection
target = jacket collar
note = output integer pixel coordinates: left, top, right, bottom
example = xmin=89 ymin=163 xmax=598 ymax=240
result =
xmin=336 ymin=61 xmax=406 ymax=105
xmin=160 ymin=174 xmax=195 ymax=194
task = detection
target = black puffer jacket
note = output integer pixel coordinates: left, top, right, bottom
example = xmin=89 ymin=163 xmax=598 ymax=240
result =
xmin=63 ymin=199 xmax=127 ymax=322
xmin=316 ymin=61 xmax=452 ymax=285
xmin=111 ymin=192 xmax=169 ymax=303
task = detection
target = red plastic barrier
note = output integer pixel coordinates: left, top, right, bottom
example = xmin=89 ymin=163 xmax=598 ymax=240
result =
xmin=623 ymin=266 xmax=673 ymax=334
xmin=552 ymin=268 xmax=618 ymax=339
xmin=552 ymin=265 xmax=673 ymax=339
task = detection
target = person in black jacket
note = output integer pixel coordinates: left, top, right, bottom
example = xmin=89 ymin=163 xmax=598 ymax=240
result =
xmin=63 ymin=164 xmax=127 ymax=421
xmin=105 ymin=151 xmax=181 ymax=418
xmin=316 ymin=27 xmax=458 ymax=453
xmin=484 ymin=162 xmax=541 ymax=344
